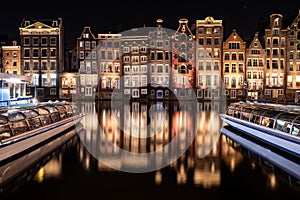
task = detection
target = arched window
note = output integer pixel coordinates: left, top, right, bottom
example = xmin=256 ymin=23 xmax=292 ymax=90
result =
xmin=180 ymin=44 xmax=186 ymax=52
xmin=180 ymin=65 xmax=187 ymax=74
xmin=179 ymin=54 xmax=187 ymax=62
xmin=180 ymin=34 xmax=187 ymax=42
xmin=274 ymin=18 xmax=279 ymax=27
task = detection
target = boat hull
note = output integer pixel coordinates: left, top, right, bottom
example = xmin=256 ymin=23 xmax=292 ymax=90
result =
xmin=0 ymin=114 xmax=83 ymax=164
xmin=221 ymin=126 xmax=300 ymax=180
xmin=220 ymin=114 xmax=300 ymax=159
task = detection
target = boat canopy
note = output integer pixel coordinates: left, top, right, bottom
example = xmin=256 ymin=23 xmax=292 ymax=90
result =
xmin=0 ymin=101 xmax=79 ymax=142
xmin=225 ymin=102 xmax=300 ymax=136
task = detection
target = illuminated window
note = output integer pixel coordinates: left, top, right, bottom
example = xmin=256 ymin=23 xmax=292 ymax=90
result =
xmin=42 ymin=74 xmax=47 ymax=86
xmin=114 ymin=50 xmax=120 ymax=60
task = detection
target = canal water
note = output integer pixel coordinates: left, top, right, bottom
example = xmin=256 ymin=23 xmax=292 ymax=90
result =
xmin=1 ymin=101 xmax=299 ymax=200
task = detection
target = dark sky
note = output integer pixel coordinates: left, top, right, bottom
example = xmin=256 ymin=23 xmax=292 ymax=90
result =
xmin=1 ymin=0 xmax=300 ymax=49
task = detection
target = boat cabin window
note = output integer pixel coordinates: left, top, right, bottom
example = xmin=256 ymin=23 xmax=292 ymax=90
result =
xmin=20 ymin=109 xmax=39 ymax=118
xmin=0 ymin=124 xmax=11 ymax=139
xmin=43 ymin=106 xmax=57 ymax=114
xmin=56 ymin=105 xmax=67 ymax=119
xmin=7 ymin=112 xmax=26 ymax=122
xmin=291 ymin=118 xmax=300 ymax=136
xmin=0 ymin=115 xmax=8 ymax=124
xmin=261 ymin=116 xmax=275 ymax=128
xmin=72 ymin=105 xmax=79 ymax=115
xmin=250 ymin=114 xmax=261 ymax=124
xmin=0 ymin=115 xmax=11 ymax=140
xmin=7 ymin=112 xmax=29 ymax=136
xmin=226 ymin=107 xmax=236 ymax=116
xmin=240 ymin=107 xmax=253 ymax=121
xmin=275 ymin=119 xmax=286 ymax=132
xmin=275 ymin=112 xmax=298 ymax=133
xmin=63 ymin=104 xmax=73 ymax=117
xmin=34 ymin=107 xmax=52 ymax=126
xmin=20 ymin=109 xmax=42 ymax=130
xmin=249 ymin=107 xmax=268 ymax=125
xmin=260 ymin=110 xmax=282 ymax=129
xmin=44 ymin=106 xmax=61 ymax=123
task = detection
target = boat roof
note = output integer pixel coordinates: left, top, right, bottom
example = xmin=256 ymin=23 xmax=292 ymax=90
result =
xmin=229 ymin=101 xmax=300 ymax=113
xmin=228 ymin=101 xmax=300 ymax=122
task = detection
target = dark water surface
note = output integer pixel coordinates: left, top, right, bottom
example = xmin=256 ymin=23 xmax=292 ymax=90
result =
xmin=1 ymin=101 xmax=299 ymax=200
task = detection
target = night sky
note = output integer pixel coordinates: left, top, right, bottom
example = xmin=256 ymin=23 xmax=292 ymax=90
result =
xmin=1 ymin=0 xmax=300 ymax=49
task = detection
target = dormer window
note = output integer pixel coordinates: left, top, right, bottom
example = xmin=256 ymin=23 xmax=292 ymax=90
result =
xmin=83 ymin=33 xmax=89 ymax=39
xmin=274 ymin=18 xmax=279 ymax=27
xmin=52 ymin=20 xmax=58 ymax=27
xmin=24 ymin=20 xmax=30 ymax=26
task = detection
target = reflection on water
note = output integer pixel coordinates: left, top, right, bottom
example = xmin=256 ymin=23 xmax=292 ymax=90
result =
xmin=221 ymin=125 xmax=300 ymax=192
xmin=78 ymin=101 xmax=225 ymax=182
xmin=2 ymin=101 xmax=300 ymax=199
xmin=0 ymin=130 xmax=79 ymax=198
xmin=75 ymin=101 xmax=300 ymax=191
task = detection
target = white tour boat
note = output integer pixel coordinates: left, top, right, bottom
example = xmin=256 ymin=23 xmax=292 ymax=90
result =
xmin=220 ymin=101 xmax=300 ymax=159
xmin=0 ymin=101 xmax=84 ymax=163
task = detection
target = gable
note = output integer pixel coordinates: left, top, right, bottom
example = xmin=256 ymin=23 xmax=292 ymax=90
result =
xmin=226 ymin=31 xmax=244 ymax=43
xmin=23 ymin=22 xmax=54 ymax=30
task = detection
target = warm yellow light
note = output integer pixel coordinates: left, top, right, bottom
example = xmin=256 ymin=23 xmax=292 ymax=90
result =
xmin=155 ymin=170 xmax=162 ymax=185
xmin=230 ymin=158 xmax=236 ymax=172
xmin=35 ymin=167 xmax=44 ymax=183
xmin=269 ymin=174 xmax=277 ymax=189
